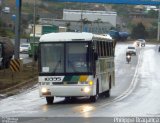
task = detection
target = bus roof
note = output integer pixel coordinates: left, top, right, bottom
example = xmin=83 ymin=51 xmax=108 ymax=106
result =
xmin=39 ymin=32 xmax=112 ymax=42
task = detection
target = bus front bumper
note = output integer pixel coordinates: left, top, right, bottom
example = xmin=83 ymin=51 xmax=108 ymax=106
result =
xmin=39 ymin=85 xmax=96 ymax=97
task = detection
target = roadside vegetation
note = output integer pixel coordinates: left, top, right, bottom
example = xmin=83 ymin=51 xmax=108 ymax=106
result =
xmin=1 ymin=0 xmax=159 ymax=40
xmin=0 ymin=62 xmax=38 ymax=95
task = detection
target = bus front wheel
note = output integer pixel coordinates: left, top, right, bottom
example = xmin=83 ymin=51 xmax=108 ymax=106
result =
xmin=104 ymin=77 xmax=111 ymax=97
xmin=90 ymin=95 xmax=98 ymax=102
xmin=90 ymin=82 xmax=99 ymax=102
xmin=46 ymin=97 xmax=54 ymax=104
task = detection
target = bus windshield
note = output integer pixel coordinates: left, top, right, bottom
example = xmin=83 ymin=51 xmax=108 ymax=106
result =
xmin=40 ymin=42 xmax=92 ymax=74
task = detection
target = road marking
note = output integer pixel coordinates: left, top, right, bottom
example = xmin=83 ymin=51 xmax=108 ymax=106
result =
xmin=81 ymin=50 xmax=142 ymax=113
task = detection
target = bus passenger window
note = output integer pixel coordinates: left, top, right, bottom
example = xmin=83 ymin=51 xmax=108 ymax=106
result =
xmin=107 ymin=42 xmax=109 ymax=56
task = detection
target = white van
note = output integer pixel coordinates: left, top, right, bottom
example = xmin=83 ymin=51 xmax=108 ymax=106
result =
xmin=2 ymin=7 xmax=10 ymax=13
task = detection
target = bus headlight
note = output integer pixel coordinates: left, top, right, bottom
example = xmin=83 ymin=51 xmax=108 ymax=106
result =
xmin=89 ymin=80 xmax=93 ymax=86
xmin=133 ymin=42 xmax=137 ymax=46
xmin=84 ymin=86 xmax=91 ymax=93
xmin=41 ymin=87 xmax=48 ymax=93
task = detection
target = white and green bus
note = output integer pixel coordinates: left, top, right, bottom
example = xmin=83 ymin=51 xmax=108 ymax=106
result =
xmin=38 ymin=32 xmax=115 ymax=104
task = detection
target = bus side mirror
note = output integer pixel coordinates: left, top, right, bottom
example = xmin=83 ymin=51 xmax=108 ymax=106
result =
xmin=94 ymin=52 xmax=98 ymax=60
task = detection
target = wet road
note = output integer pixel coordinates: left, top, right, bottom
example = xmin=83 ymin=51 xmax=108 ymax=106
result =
xmin=0 ymin=42 xmax=160 ymax=123
xmin=20 ymin=53 xmax=32 ymax=64
xmin=86 ymin=44 xmax=160 ymax=117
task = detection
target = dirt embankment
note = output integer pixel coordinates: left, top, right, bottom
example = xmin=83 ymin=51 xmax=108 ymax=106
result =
xmin=0 ymin=62 xmax=38 ymax=96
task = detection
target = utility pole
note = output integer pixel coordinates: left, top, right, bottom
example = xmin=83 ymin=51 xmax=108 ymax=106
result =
xmin=33 ymin=0 xmax=36 ymax=61
xmin=157 ymin=6 xmax=160 ymax=41
xmin=80 ymin=3 xmax=83 ymax=32
xmin=14 ymin=0 xmax=21 ymax=59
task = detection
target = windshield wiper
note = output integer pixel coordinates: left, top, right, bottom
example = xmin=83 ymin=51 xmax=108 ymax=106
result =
xmin=53 ymin=60 xmax=61 ymax=73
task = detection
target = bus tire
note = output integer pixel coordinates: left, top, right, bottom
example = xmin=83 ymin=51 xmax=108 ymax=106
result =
xmin=104 ymin=90 xmax=110 ymax=97
xmin=46 ymin=97 xmax=54 ymax=104
xmin=90 ymin=81 xmax=99 ymax=102
xmin=104 ymin=77 xmax=111 ymax=97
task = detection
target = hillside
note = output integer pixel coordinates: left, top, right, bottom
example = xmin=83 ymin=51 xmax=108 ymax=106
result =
xmin=1 ymin=0 xmax=158 ymax=39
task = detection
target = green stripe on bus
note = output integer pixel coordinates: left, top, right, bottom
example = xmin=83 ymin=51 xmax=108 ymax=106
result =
xmin=63 ymin=76 xmax=72 ymax=81
xmin=63 ymin=75 xmax=80 ymax=82
xmin=71 ymin=76 xmax=79 ymax=82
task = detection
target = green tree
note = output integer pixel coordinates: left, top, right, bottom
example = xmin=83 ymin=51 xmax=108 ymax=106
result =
xmin=0 ymin=19 xmax=6 ymax=36
xmin=146 ymin=10 xmax=158 ymax=18
xmin=147 ymin=21 xmax=157 ymax=39
xmin=131 ymin=22 xmax=148 ymax=39
xmin=112 ymin=5 xmax=134 ymax=17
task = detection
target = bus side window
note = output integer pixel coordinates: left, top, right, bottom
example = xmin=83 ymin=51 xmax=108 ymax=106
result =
xmin=100 ymin=41 xmax=104 ymax=57
xmin=94 ymin=52 xmax=98 ymax=60
xmin=111 ymin=42 xmax=114 ymax=56
xmin=106 ymin=42 xmax=109 ymax=56
xmin=103 ymin=42 xmax=106 ymax=57
xmin=109 ymin=42 xmax=112 ymax=56
xmin=97 ymin=41 xmax=100 ymax=57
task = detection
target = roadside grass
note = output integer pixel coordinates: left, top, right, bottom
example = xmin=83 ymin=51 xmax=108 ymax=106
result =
xmin=0 ymin=62 xmax=38 ymax=94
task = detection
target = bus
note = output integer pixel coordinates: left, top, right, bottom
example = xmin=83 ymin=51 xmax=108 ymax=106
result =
xmin=38 ymin=32 xmax=116 ymax=104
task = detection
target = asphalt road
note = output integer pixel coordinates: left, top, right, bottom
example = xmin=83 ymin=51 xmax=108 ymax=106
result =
xmin=20 ymin=53 xmax=32 ymax=64
xmin=1 ymin=42 xmax=160 ymax=123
